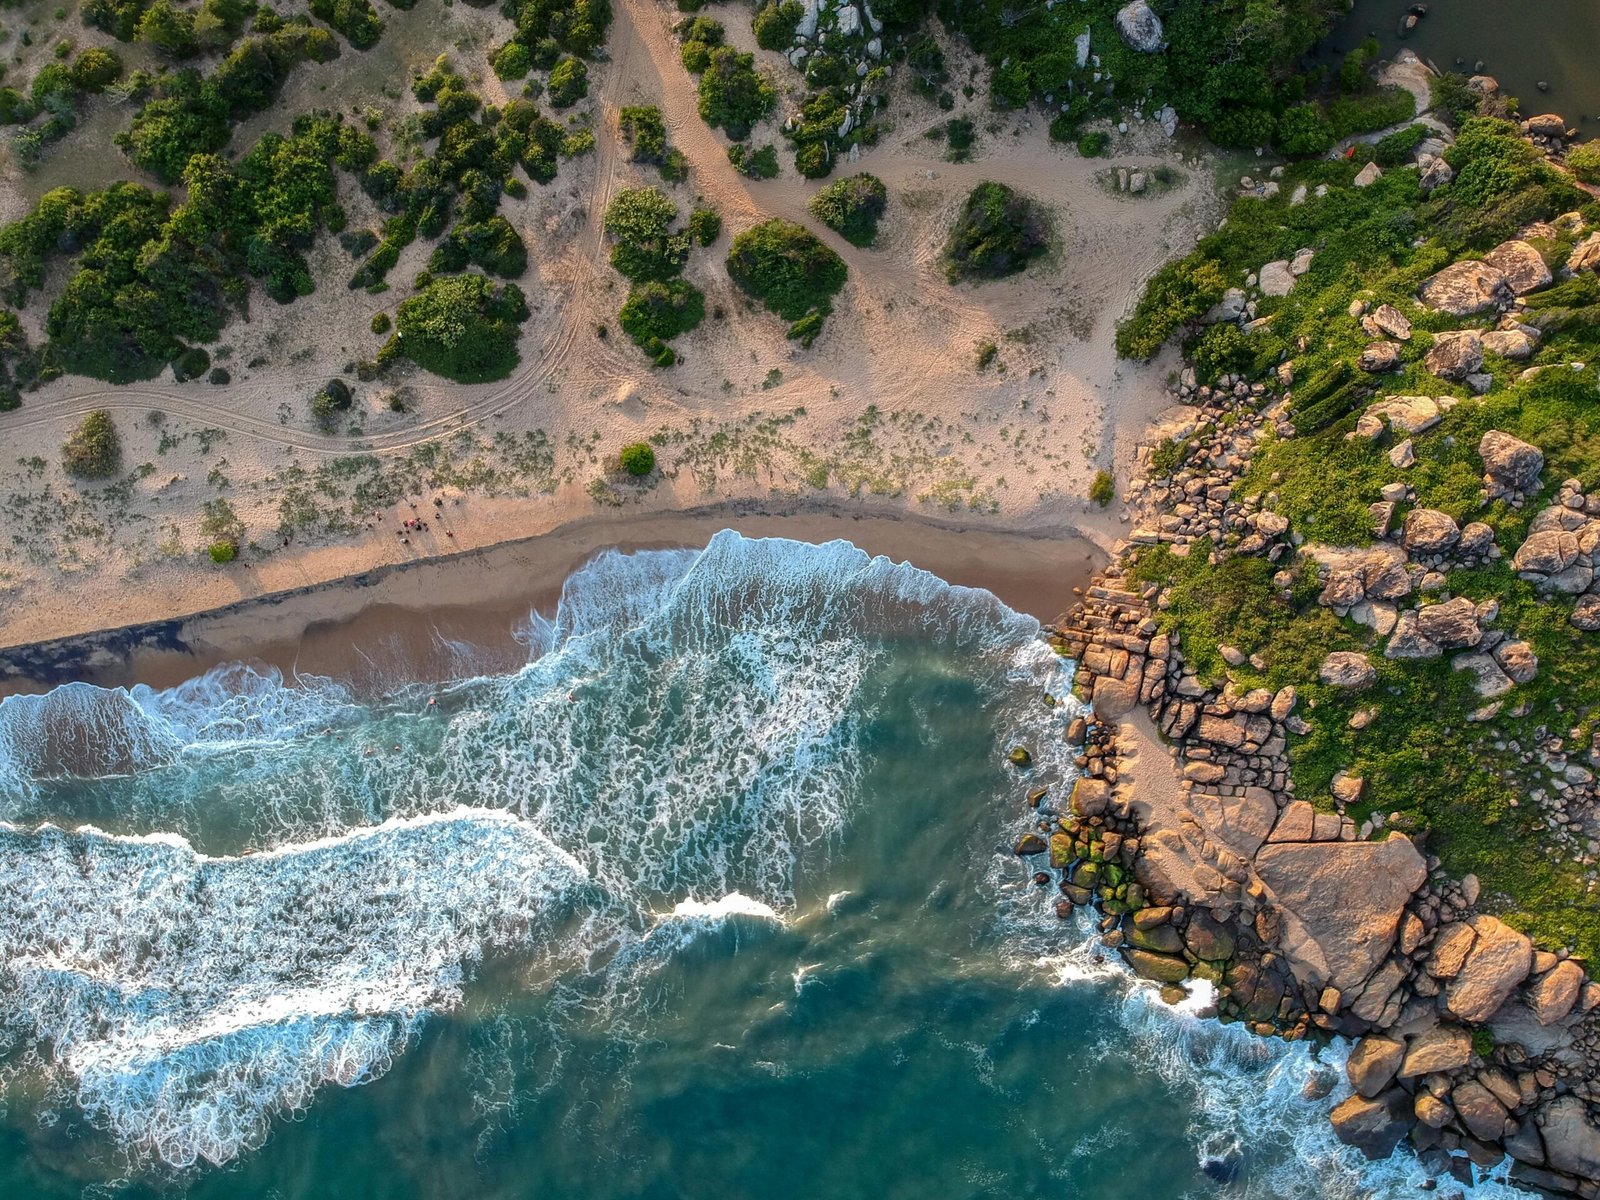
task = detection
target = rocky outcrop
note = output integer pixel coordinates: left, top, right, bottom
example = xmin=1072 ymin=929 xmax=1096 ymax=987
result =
xmin=1419 ymin=260 xmax=1513 ymax=315
xmin=1479 ymin=430 xmax=1544 ymax=501
xmin=1114 ymin=0 xmax=1165 ymax=52
xmin=1445 ymin=915 xmax=1534 ymax=1023
xmin=1357 ymin=394 xmax=1443 ymax=439
xmin=1484 ymin=239 xmax=1553 ymax=295
xmin=1424 ymin=330 xmax=1483 ymax=381
xmin=1571 ymin=233 xmax=1600 ymax=275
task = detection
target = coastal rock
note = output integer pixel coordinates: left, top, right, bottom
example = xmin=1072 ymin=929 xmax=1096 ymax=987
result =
xmin=1092 ymin=674 xmax=1140 ymax=717
xmin=1071 ymin=777 xmax=1111 ymax=818
xmin=1253 ymin=835 xmax=1426 ymax=993
xmin=1539 ymin=1096 xmax=1600 ymax=1179
xmin=1528 ymin=960 xmax=1586 ymax=1025
xmin=1346 ymin=1036 xmax=1404 ymax=1098
xmin=1446 ymin=914 xmax=1533 ymax=1023
xmin=1419 ymin=260 xmax=1513 ymax=315
xmin=1479 ymin=430 xmax=1544 ymax=497
xmin=1570 ymin=233 xmax=1600 ymax=275
xmin=1330 ymin=1089 xmax=1411 ymax=1159
xmin=1183 ymin=912 xmax=1235 ymax=961
xmin=1400 ymin=1024 xmax=1472 ymax=1078
xmin=1014 ymin=833 xmax=1047 ymax=856
xmin=1126 ymin=949 xmax=1189 ymax=983
xmin=1523 ymin=113 xmax=1568 ymax=138
xmin=1416 ymin=597 xmax=1482 ymax=647
xmin=1425 ymin=330 xmax=1483 ymax=381
xmin=1428 ymin=921 xmax=1477 ymax=978
xmin=1358 ymin=342 xmax=1400 ymax=373
xmin=1484 ymin=240 xmax=1553 ymax=295
xmin=1114 ymin=0 xmax=1165 ymax=52
xmin=1453 ymin=1080 xmax=1511 ymax=1141
xmin=1402 ymin=508 xmax=1461 ymax=555
xmin=1319 ymin=651 xmax=1375 ymax=689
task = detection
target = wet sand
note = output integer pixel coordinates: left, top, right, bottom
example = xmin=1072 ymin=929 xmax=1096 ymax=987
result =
xmin=0 ymin=504 xmax=1101 ymax=696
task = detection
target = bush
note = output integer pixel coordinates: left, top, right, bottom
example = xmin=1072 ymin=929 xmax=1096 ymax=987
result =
xmin=62 ymin=410 xmax=122 ymax=478
xmin=752 ymin=0 xmax=802 ymax=51
xmin=173 ymin=346 xmax=211 ymax=381
xmin=688 ymin=206 xmax=721 ymax=246
xmin=371 ymin=311 xmax=391 ymax=333
xmin=1115 ymin=256 xmax=1228 ymax=361
xmin=943 ymin=181 xmax=1047 ymax=283
xmin=808 ymin=172 xmax=886 ymax=247
xmin=1373 ymin=123 xmax=1428 ymax=167
xmin=604 ymin=186 xmax=688 ymax=281
xmin=1187 ymin=322 xmax=1254 ymax=384
xmin=729 ymin=142 xmax=779 ymax=179
xmin=137 ymin=0 xmax=200 ymax=58
xmin=492 ymin=41 xmax=532 ymax=81
xmin=311 ymin=377 xmax=353 ymax=429
xmin=620 ymin=103 xmax=668 ymax=162
xmin=944 ymin=117 xmax=974 ymax=162
xmin=1076 ymin=131 xmax=1109 ymax=158
xmin=726 ymin=218 xmax=846 ymax=338
xmin=309 ymin=0 xmax=383 ymax=50
xmin=697 ymin=46 xmax=774 ymax=140
xmin=208 ymin=366 xmax=231 ymax=384
xmin=678 ymin=15 xmax=724 ymax=73
xmin=547 ymin=56 xmax=587 ymax=107
xmin=619 ymin=278 xmax=704 ymax=347
xmin=1569 ymin=142 xmax=1600 ymax=185
xmin=1088 ymin=470 xmax=1114 ymax=508
xmin=209 ymin=539 xmax=237 ymax=563
xmin=71 ymin=47 xmax=122 ymax=93
xmin=386 ymin=273 xmax=528 ymax=382
xmin=620 ymin=441 xmax=655 ymax=476
xmin=1328 ymin=87 xmax=1415 ymax=140
xmin=1274 ymin=103 xmax=1335 ymax=157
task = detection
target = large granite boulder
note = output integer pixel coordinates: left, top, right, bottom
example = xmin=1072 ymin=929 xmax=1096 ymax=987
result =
xmin=1114 ymin=0 xmax=1165 ymax=51
xmin=1319 ymin=651 xmax=1376 ymax=688
xmin=1402 ymin=508 xmax=1461 ymax=555
xmin=1484 ymin=239 xmax=1553 ymax=295
xmin=1357 ymin=395 xmax=1441 ymax=439
xmin=1253 ymin=835 xmax=1426 ymax=993
xmin=1416 ymin=596 xmax=1482 ymax=647
xmin=1363 ymin=303 xmax=1413 ymax=340
xmin=1419 ymin=260 xmax=1513 ymax=315
xmin=1479 ymin=430 xmax=1544 ymax=498
xmin=1527 ymin=960 xmax=1586 ymax=1025
xmin=1540 ymin=1097 xmax=1600 ymax=1179
xmin=1346 ymin=1035 xmax=1404 ymax=1098
xmin=1258 ymin=259 xmax=1295 ymax=297
xmin=1400 ymin=1024 xmax=1472 ymax=1078
xmin=1453 ymin=1079 xmax=1511 ymax=1141
xmin=1481 ymin=328 xmax=1534 ymax=360
xmin=1514 ymin=528 xmax=1582 ymax=576
xmin=1522 ymin=113 xmax=1569 ymax=139
xmin=1445 ymin=914 xmax=1533 ymax=1022
xmin=1570 ymin=233 xmax=1600 ymax=275
xmin=1358 ymin=342 xmax=1400 ymax=373
xmin=1425 ymin=330 xmax=1484 ymax=381
xmin=1330 ymin=1088 xmax=1412 ymax=1159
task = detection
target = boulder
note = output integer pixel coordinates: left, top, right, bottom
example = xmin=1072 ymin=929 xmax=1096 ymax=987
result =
xmin=1458 ymin=521 xmax=1496 ymax=556
xmin=1346 ymin=1035 xmax=1404 ymax=1098
xmin=1330 ymin=1089 xmax=1411 ymax=1159
xmin=1484 ymin=240 xmax=1553 ymax=295
xmin=1114 ymin=0 xmax=1165 ymax=52
xmin=1402 ymin=508 xmax=1461 ymax=555
xmin=1479 ymin=430 xmax=1544 ymax=496
xmin=1184 ymin=912 xmax=1235 ymax=961
xmin=1428 ymin=921 xmax=1477 ymax=978
xmin=1290 ymin=248 xmax=1315 ymax=276
xmin=1453 ymin=652 xmax=1512 ymax=699
xmin=1481 ymin=329 xmax=1534 ymax=360
xmin=1253 ymin=835 xmax=1426 ymax=994
xmin=1453 ymin=1080 xmax=1510 ymax=1141
xmin=1425 ymin=330 xmax=1484 ymax=381
xmin=1539 ymin=1096 xmax=1600 ymax=1179
xmin=1126 ymin=948 xmax=1189 ymax=983
xmin=1491 ymin=639 xmax=1538 ymax=684
xmin=1514 ymin=528 xmax=1582 ymax=576
xmin=1522 ymin=113 xmax=1569 ymax=139
xmin=1445 ymin=914 xmax=1533 ymax=1023
xmin=1319 ymin=651 xmax=1376 ymax=688
xmin=1353 ymin=162 xmax=1382 ymax=188
xmin=1385 ymin=610 xmax=1441 ymax=660
xmin=1367 ymin=304 xmax=1413 ymax=340
xmin=1071 ymin=777 xmax=1111 ymax=817
xmin=1358 ymin=342 xmax=1401 ymax=373
xmin=1128 ymin=923 xmax=1185 ymax=954
xmin=1416 ymin=596 xmax=1482 ymax=647
xmin=1258 ymin=259 xmax=1295 ymax=297
xmin=1400 ymin=1024 xmax=1472 ymax=1078
xmin=1570 ymin=232 xmax=1600 ymax=275
xmin=1092 ymin=674 xmax=1140 ymax=717
xmin=1527 ymin=960 xmax=1586 ymax=1025
xmin=1418 ymin=153 xmax=1454 ymax=193
xmin=1362 ymin=395 xmax=1441 ymax=438
xmin=1572 ymin=593 xmax=1600 ymax=631
xmin=1014 ymin=833 xmax=1047 ymax=856
xmin=1419 ymin=260 xmax=1513 ymax=315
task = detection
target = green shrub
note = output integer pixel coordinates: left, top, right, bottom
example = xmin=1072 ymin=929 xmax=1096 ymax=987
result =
xmin=753 ymin=0 xmax=803 ymax=50
xmin=729 ymin=142 xmax=779 ymax=179
xmin=1115 ymin=256 xmax=1228 ymax=361
xmin=975 ymin=339 xmax=997 ymax=370
xmin=1569 ymin=142 xmax=1600 ymax=185
xmin=62 ymin=410 xmax=122 ymax=478
xmin=1373 ymin=123 xmax=1428 ymax=168
xmin=209 ymin=539 xmax=237 ymax=563
xmin=603 ymin=185 xmax=688 ymax=281
xmin=1088 ymin=469 xmax=1114 ymax=508
xmin=173 ymin=346 xmax=211 ymax=381
xmin=619 ymin=278 xmax=704 ymax=347
xmin=311 ymin=377 xmax=353 ymax=429
xmin=1274 ymin=103 xmax=1335 ymax=157
xmin=1187 ymin=322 xmax=1255 ymax=385
xmin=136 ymin=0 xmax=199 ymax=58
xmin=1430 ymin=71 xmax=1482 ymax=128
xmin=688 ymin=206 xmax=721 ymax=245
xmin=1338 ymin=37 xmax=1379 ymax=93
xmin=208 ymin=366 xmax=231 ymax=384
xmin=1328 ymin=87 xmax=1415 ymax=140
xmin=697 ymin=45 xmax=774 ymax=139
xmin=794 ymin=142 xmax=830 ymax=179
xmin=492 ymin=41 xmax=532 ymax=81
xmin=726 ymin=218 xmax=846 ymax=338
xmin=808 ymin=172 xmax=887 ymax=247
xmin=70 ymin=47 xmax=122 ymax=92
xmin=620 ymin=441 xmax=655 ymax=476
xmin=501 ymin=0 xmax=611 ymax=57
xmin=547 ymin=56 xmax=588 ymax=106
xmin=386 ymin=273 xmax=528 ymax=382
xmin=620 ymin=103 xmax=668 ymax=163
xmin=371 ymin=311 xmax=391 ymax=333
xmin=1076 ymin=131 xmax=1109 ymax=158
xmin=678 ymin=15 xmax=723 ymax=72
xmin=430 ymin=215 xmax=528 ymax=278
xmin=943 ymin=181 xmax=1047 ymax=283
xmin=309 ymin=0 xmax=383 ymax=50
xmin=944 ymin=117 xmax=975 ymax=162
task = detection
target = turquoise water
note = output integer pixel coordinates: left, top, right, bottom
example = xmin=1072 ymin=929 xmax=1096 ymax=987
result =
xmin=0 ymin=533 xmax=1530 ymax=1198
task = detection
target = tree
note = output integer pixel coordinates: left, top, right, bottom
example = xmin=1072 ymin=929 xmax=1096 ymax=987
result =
xmin=725 ymin=218 xmax=846 ymax=342
xmin=807 ymin=173 xmax=887 ymax=247
xmin=697 ymin=46 xmax=774 ymax=140
xmin=136 ymin=0 xmax=200 ymax=58
xmin=752 ymin=0 xmax=802 ymax=51
xmin=386 ymin=273 xmax=528 ymax=382
xmin=1568 ymin=142 xmax=1600 ymax=185
xmin=547 ymin=56 xmax=588 ymax=107
xmin=943 ymin=182 xmax=1048 ymax=283
xmin=62 ymin=410 xmax=122 ymax=479
xmin=492 ymin=41 xmax=533 ymax=81
xmin=603 ymin=186 xmax=687 ymax=281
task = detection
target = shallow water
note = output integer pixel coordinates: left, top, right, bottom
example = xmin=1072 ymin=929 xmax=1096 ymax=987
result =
xmin=1321 ymin=0 xmax=1600 ymax=127
xmin=0 ymin=532 xmax=1534 ymax=1197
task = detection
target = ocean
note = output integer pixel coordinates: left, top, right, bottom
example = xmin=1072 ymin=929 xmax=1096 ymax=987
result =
xmin=0 ymin=532 xmax=1535 ymax=1198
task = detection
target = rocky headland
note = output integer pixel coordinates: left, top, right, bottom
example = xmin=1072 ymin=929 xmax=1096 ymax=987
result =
xmin=1015 ymin=71 xmax=1600 ymax=1197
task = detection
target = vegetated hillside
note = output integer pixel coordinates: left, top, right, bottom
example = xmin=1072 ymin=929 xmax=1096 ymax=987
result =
xmin=1117 ymin=82 xmax=1600 ymax=957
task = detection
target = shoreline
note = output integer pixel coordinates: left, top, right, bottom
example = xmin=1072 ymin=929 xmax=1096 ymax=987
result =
xmin=0 ymin=501 xmax=1103 ymax=696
